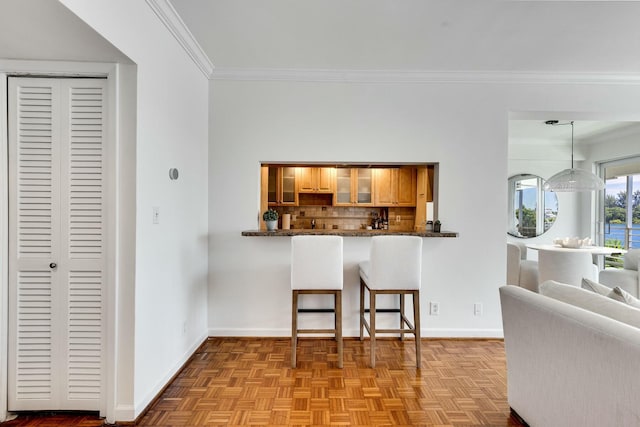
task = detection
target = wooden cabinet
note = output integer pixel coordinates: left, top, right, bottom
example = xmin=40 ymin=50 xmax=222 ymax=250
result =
xmin=268 ymin=166 xmax=298 ymax=206
xmin=298 ymin=167 xmax=334 ymax=193
xmin=374 ymin=168 xmax=417 ymax=206
xmin=414 ymin=166 xmax=435 ymax=230
xmin=334 ymin=168 xmax=374 ymax=206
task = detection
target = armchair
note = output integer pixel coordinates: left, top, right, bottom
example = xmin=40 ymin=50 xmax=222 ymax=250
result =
xmin=598 ymin=248 xmax=640 ymax=298
xmin=507 ymin=242 xmax=539 ymax=292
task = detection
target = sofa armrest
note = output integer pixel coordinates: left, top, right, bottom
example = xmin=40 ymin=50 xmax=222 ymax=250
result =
xmin=500 ymin=285 xmax=640 ymax=426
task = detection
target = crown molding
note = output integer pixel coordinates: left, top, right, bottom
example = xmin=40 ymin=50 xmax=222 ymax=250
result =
xmin=146 ymin=0 xmax=214 ymax=78
xmin=211 ymin=67 xmax=640 ymax=85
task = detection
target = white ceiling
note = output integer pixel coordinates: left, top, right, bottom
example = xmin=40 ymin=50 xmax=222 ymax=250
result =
xmin=3 ymin=1 xmax=638 ymax=145
xmin=170 ymin=0 xmax=640 ymax=73
xmin=170 ymin=0 xmax=640 ymax=143
xmin=509 ymin=120 xmax=640 ymax=146
xmin=0 ymin=0 xmax=130 ymax=63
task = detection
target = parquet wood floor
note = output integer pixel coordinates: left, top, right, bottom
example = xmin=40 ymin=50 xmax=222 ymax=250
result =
xmin=2 ymin=338 xmax=525 ymax=427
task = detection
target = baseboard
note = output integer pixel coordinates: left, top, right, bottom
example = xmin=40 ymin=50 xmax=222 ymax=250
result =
xmin=510 ymin=407 xmax=530 ymax=427
xmin=208 ymin=328 xmax=504 ymax=339
xmin=111 ymin=405 xmax=135 ymax=425
xmin=423 ymin=328 xmax=504 ymax=338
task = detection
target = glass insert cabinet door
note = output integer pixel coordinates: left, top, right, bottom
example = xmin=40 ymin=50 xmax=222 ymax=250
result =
xmin=334 ymin=168 xmax=374 ymax=206
xmin=268 ymin=166 xmax=297 ymax=205
xmin=357 ymin=168 xmax=373 ymax=204
xmin=281 ymin=167 xmax=296 ymax=203
xmin=335 ymin=168 xmax=352 ymax=204
xmin=508 ymin=174 xmax=558 ymax=238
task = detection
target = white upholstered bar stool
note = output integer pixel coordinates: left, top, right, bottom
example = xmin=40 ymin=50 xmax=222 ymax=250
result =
xmin=291 ymin=235 xmax=343 ymax=368
xmin=359 ymin=235 xmax=423 ymax=368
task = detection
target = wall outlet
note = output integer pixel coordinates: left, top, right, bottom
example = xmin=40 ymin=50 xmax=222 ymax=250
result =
xmin=430 ymin=302 xmax=440 ymax=316
xmin=396 ymin=215 xmax=401 ymax=223
xmin=474 ymin=302 xmax=483 ymax=316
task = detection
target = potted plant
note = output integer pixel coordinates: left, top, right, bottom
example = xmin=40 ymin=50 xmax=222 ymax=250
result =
xmin=433 ymin=220 xmax=441 ymax=233
xmin=263 ymin=209 xmax=279 ymax=231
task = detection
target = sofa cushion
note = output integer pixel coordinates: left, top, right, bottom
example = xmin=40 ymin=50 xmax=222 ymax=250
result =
xmin=581 ymin=277 xmax=612 ymax=296
xmin=539 ymin=280 xmax=640 ymax=329
xmin=609 ymin=286 xmax=640 ymax=309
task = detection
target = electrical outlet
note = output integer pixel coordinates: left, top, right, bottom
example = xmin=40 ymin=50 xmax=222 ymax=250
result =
xmin=474 ymin=302 xmax=483 ymax=316
xmin=396 ymin=215 xmax=401 ymax=223
xmin=430 ymin=302 xmax=440 ymax=316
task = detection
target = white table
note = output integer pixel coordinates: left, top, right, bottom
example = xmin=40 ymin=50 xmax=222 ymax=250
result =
xmin=527 ymin=244 xmax=626 ymax=256
xmin=527 ymin=244 xmax=626 ymax=271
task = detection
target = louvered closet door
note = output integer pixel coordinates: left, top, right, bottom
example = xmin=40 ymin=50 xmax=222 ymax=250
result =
xmin=8 ymin=77 xmax=106 ymax=411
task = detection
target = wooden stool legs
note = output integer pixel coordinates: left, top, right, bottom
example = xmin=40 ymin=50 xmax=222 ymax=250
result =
xmin=291 ymin=289 xmax=343 ymax=368
xmin=359 ymin=278 xmax=422 ymax=368
xmin=291 ymin=291 xmax=299 ymax=368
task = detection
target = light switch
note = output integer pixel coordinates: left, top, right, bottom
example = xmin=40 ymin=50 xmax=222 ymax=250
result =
xmin=152 ymin=206 xmax=160 ymax=224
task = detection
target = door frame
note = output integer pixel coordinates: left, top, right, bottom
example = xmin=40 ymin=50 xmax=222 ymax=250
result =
xmin=0 ymin=60 xmax=120 ymax=422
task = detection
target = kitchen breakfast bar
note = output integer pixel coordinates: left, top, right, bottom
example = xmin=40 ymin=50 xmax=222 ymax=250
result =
xmin=242 ymin=229 xmax=458 ymax=237
xmin=212 ymin=162 xmax=461 ymax=340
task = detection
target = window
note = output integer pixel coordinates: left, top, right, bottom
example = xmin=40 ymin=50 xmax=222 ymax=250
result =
xmin=598 ymin=156 xmax=640 ymax=253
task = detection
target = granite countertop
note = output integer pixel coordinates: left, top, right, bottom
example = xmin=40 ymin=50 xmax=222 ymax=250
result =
xmin=241 ymin=229 xmax=458 ymax=237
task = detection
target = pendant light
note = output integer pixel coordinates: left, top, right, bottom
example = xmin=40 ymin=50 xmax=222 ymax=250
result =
xmin=543 ymin=120 xmax=605 ymax=192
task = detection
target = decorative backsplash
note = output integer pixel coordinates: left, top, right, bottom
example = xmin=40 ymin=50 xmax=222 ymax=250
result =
xmin=273 ymin=205 xmax=416 ymax=231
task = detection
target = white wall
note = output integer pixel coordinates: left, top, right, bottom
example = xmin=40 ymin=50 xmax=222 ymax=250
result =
xmin=209 ymin=77 xmax=640 ymax=339
xmin=60 ymin=0 xmax=209 ymax=421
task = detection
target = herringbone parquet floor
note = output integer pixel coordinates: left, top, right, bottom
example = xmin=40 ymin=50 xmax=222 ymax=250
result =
xmin=2 ymin=337 xmax=524 ymax=427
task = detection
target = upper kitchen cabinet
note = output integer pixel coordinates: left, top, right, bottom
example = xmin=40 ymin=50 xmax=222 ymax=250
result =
xmin=414 ymin=165 xmax=435 ymax=229
xmin=334 ymin=168 xmax=374 ymax=206
xmin=374 ymin=168 xmax=417 ymax=206
xmin=268 ymin=166 xmax=298 ymax=206
xmin=298 ymin=167 xmax=334 ymax=193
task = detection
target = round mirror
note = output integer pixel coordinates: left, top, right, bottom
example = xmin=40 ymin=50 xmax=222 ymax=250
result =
xmin=508 ymin=174 xmax=558 ymax=238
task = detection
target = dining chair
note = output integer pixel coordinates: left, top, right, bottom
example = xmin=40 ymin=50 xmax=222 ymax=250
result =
xmin=291 ymin=235 xmax=343 ymax=368
xmin=359 ymin=235 xmax=422 ymax=368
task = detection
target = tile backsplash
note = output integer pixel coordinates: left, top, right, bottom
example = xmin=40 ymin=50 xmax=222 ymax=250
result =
xmin=274 ymin=205 xmax=416 ymax=231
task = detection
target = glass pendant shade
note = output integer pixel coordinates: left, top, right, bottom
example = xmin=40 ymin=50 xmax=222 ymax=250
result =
xmin=543 ymin=168 xmax=605 ymax=192
xmin=543 ymin=120 xmax=605 ymax=192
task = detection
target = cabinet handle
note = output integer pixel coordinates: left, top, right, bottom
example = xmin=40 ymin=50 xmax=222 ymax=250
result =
xmin=49 ymin=262 xmax=57 ymax=269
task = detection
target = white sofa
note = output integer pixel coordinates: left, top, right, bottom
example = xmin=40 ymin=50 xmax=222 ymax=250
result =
xmin=500 ymin=282 xmax=640 ymax=427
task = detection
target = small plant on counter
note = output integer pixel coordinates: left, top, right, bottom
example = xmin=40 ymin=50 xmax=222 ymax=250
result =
xmin=263 ymin=209 xmax=279 ymax=221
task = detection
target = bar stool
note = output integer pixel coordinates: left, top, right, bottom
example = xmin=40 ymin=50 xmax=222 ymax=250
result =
xmin=359 ymin=235 xmax=422 ymax=368
xmin=291 ymin=235 xmax=343 ymax=368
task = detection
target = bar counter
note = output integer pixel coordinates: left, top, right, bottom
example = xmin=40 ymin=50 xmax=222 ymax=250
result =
xmin=241 ymin=229 xmax=458 ymax=237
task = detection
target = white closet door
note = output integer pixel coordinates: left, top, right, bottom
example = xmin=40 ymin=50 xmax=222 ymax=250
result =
xmin=8 ymin=77 xmax=106 ymax=411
